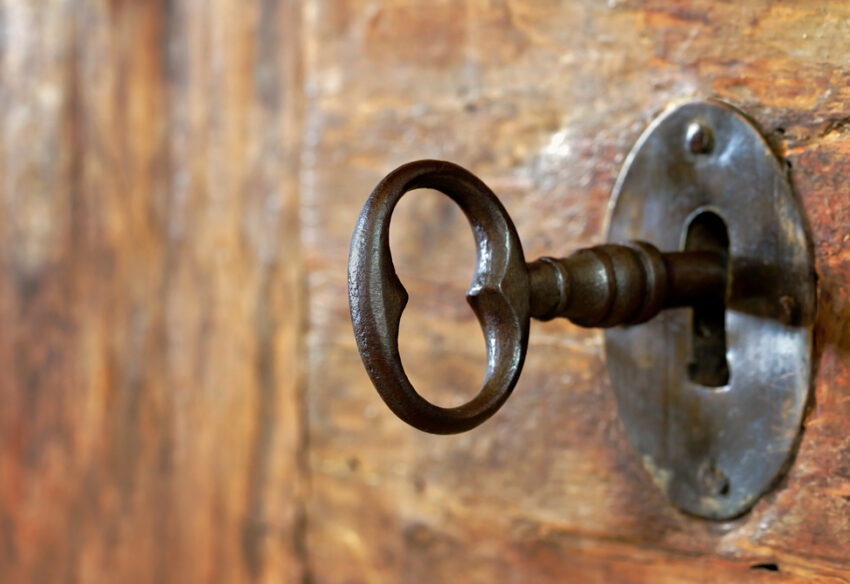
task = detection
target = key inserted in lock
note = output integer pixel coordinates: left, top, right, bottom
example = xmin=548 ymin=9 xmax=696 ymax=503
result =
xmin=348 ymin=99 xmax=815 ymax=520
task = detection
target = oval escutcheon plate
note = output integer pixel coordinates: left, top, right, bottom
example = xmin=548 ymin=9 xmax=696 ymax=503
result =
xmin=605 ymin=99 xmax=816 ymax=520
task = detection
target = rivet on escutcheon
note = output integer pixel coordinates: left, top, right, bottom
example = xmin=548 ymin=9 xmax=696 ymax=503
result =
xmin=686 ymin=121 xmax=714 ymax=154
xmin=698 ymin=459 xmax=730 ymax=497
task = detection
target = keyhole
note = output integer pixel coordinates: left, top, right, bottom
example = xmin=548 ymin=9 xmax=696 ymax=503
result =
xmin=684 ymin=210 xmax=730 ymax=387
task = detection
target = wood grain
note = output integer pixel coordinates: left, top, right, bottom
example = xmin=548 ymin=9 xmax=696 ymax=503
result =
xmin=303 ymin=1 xmax=850 ymax=582
xmin=0 ymin=0 xmax=305 ymax=581
xmin=3 ymin=1 xmax=850 ymax=583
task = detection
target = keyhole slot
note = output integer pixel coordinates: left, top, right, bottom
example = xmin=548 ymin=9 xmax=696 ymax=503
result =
xmin=684 ymin=210 xmax=730 ymax=387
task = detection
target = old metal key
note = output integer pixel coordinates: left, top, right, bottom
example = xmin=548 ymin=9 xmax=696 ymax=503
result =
xmin=348 ymin=159 xmax=726 ymax=435
xmin=347 ymin=100 xmax=815 ymax=520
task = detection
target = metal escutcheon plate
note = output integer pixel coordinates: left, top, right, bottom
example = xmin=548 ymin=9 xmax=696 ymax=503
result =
xmin=605 ymin=99 xmax=815 ymax=519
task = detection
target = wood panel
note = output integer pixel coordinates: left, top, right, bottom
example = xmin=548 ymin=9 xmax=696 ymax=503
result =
xmin=2 ymin=1 xmax=850 ymax=583
xmin=302 ymin=1 xmax=850 ymax=582
xmin=0 ymin=0 xmax=305 ymax=582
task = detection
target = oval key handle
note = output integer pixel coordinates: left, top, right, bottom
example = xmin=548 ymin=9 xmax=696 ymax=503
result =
xmin=348 ymin=160 xmax=531 ymax=434
xmin=349 ymin=160 xmax=727 ymax=434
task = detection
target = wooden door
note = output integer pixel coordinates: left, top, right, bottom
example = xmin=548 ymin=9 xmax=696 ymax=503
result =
xmin=1 ymin=1 xmax=848 ymax=582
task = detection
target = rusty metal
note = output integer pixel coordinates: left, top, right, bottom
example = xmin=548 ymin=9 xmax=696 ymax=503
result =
xmin=348 ymin=99 xmax=815 ymax=519
xmin=606 ymin=99 xmax=815 ymax=519
xmin=348 ymin=160 xmax=726 ymax=434
xmin=348 ymin=161 xmax=529 ymax=435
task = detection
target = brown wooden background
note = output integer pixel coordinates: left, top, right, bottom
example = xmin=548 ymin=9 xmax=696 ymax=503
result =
xmin=1 ymin=1 xmax=849 ymax=582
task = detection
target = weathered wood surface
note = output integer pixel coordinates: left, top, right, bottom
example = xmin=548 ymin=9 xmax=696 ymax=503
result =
xmin=0 ymin=1 xmax=305 ymax=582
xmin=303 ymin=1 xmax=850 ymax=583
xmin=3 ymin=1 xmax=850 ymax=583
